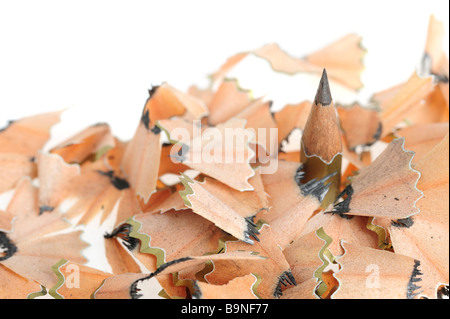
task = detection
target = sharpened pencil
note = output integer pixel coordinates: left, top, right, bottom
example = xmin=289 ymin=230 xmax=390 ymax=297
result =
xmin=300 ymin=69 xmax=343 ymax=208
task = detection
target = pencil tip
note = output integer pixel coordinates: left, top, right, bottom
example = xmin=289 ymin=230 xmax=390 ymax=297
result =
xmin=314 ymin=69 xmax=332 ymax=106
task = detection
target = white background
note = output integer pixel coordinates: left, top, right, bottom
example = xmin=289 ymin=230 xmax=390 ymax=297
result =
xmin=1 ymin=0 xmax=449 ymax=147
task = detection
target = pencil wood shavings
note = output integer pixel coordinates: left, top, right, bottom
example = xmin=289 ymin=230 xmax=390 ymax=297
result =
xmin=0 ymin=111 xmax=61 ymax=193
xmin=157 ymin=117 xmax=256 ymax=191
xmin=282 ymin=230 xmax=332 ymax=294
xmin=157 ymin=143 xmax=190 ymax=178
xmin=195 ymin=274 xmax=260 ymax=299
xmin=47 ymin=259 xmax=112 ymax=299
xmin=0 ymin=178 xmax=88 ymax=297
xmin=234 ymin=98 xmax=279 ymax=158
xmin=388 ymin=134 xmax=449 ymax=299
xmin=260 ymin=160 xmax=335 ymax=249
xmin=94 ymin=251 xmax=267 ymax=299
xmin=178 ymin=172 xmax=267 ymax=244
xmin=49 ymin=123 xmax=115 ymax=164
xmin=36 ymin=152 xmax=80 ymax=214
xmin=210 ymin=34 xmax=365 ymax=90
xmin=374 ymin=18 xmax=449 ymax=138
xmin=336 ymin=102 xmax=382 ymax=152
xmin=121 ymin=104 xmax=162 ymax=205
xmin=203 ymin=222 xmax=296 ymax=299
xmin=393 ymin=122 xmax=449 ymax=163
xmin=333 ymin=242 xmax=424 ymax=299
xmin=299 ymin=212 xmax=380 ymax=257
xmin=329 ymin=137 xmax=423 ymax=220
xmin=56 ymin=159 xmax=138 ymax=226
xmin=206 ymin=79 xmax=253 ymax=126
xmin=273 ymin=101 xmax=312 ymax=146
xmin=422 ymin=15 xmax=449 ymax=105
xmin=0 ymin=15 xmax=449 ymax=300
xmin=279 ymin=278 xmax=321 ymax=299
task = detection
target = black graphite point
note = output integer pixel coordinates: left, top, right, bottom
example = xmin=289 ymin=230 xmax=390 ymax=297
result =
xmin=314 ymin=69 xmax=332 ymax=106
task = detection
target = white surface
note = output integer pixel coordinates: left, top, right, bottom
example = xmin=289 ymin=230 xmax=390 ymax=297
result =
xmin=1 ymin=0 xmax=448 ymax=147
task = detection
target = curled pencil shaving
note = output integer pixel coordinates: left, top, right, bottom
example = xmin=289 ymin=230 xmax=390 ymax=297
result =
xmin=388 ymin=133 xmax=449 ymax=298
xmin=0 ymin=111 xmax=62 ymax=193
xmin=178 ymin=173 xmax=265 ymax=244
xmin=204 ymin=222 xmax=296 ymax=299
xmin=333 ymin=242 xmax=424 ymax=299
xmin=126 ymin=252 xmax=266 ymax=299
xmin=328 ymin=138 xmax=423 ymax=220
xmin=260 ymin=161 xmax=335 ymax=249
xmin=211 ymin=34 xmax=365 ymax=90
xmin=0 ymin=178 xmax=88 ymax=290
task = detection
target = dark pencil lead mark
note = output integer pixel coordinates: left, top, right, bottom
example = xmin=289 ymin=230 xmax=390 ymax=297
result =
xmin=130 ymin=256 xmax=193 ymax=299
xmin=97 ymin=170 xmax=130 ymax=190
xmin=286 ymin=272 xmax=297 ymax=286
xmin=243 ymin=216 xmax=260 ymax=244
xmin=150 ymin=125 xmax=161 ymax=134
xmin=190 ymin=281 xmax=202 ymax=299
xmin=295 ymin=165 xmax=337 ymax=202
xmin=92 ymin=122 xmax=108 ymax=127
xmin=148 ymin=84 xmax=160 ymax=98
xmin=141 ymin=109 xmax=151 ymax=130
xmin=0 ymin=232 xmax=17 ymax=261
xmin=433 ymin=73 xmax=449 ymax=83
xmin=419 ymin=53 xmax=432 ymax=76
xmin=140 ymin=85 xmax=161 ymax=131
xmin=324 ymin=185 xmax=354 ymax=219
xmin=0 ymin=120 xmax=15 ymax=133
xmin=314 ymin=69 xmax=332 ymax=106
xmin=437 ymin=285 xmax=449 ymax=299
xmin=391 ymin=217 xmax=414 ymax=228
xmin=169 ymin=144 xmax=189 ymax=163
xmin=407 ymin=259 xmax=423 ymax=299
xmin=245 ymin=216 xmax=257 ymax=228
xmin=419 ymin=53 xmax=449 ymax=83
xmin=274 ymin=271 xmax=297 ymax=298
xmin=155 ymin=257 xmax=193 ymax=277
xmin=130 ymin=281 xmax=143 ymax=299
xmin=104 ymin=223 xmax=139 ymax=251
xmin=294 ymin=165 xmax=305 ymax=186
xmin=39 ymin=206 xmax=54 ymax=215
xmin=370 ymin=122 xmax=383 ymax=146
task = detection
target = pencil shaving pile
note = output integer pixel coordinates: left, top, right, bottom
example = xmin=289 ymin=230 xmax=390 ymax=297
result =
xmin=0 ymin=15 xmax=448 ymax=299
